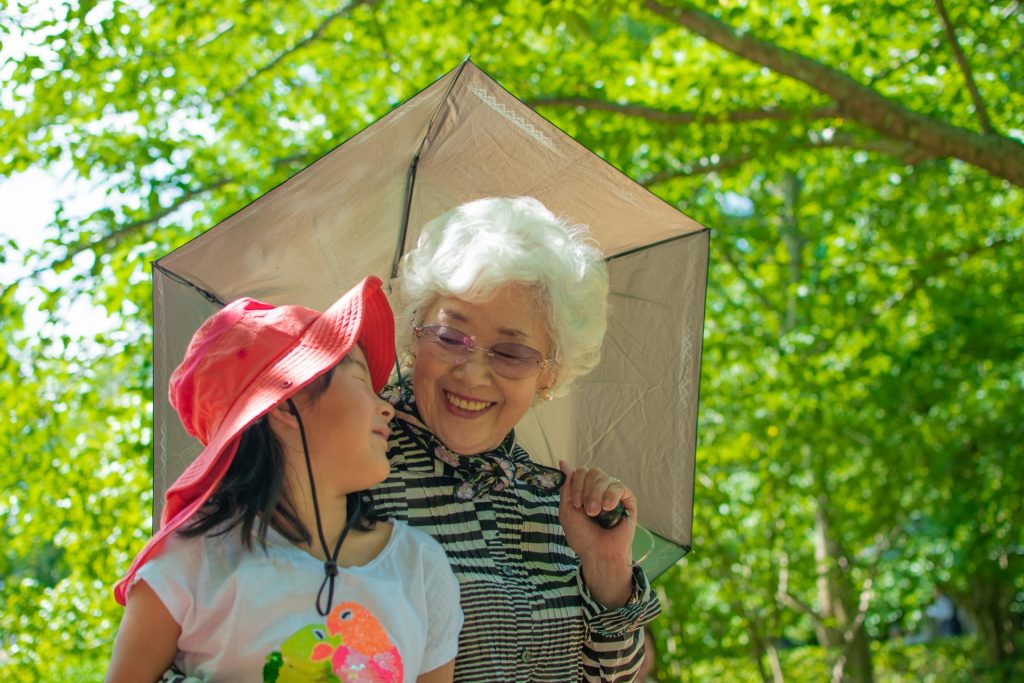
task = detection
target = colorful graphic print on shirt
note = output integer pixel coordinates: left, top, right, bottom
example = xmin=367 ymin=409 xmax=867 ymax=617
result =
xmin=262 ymin=601 xmax=404 ymax=683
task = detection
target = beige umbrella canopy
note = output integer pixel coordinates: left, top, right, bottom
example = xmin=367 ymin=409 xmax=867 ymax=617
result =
xmin=153 ymin=60 xmax=708 ymax=579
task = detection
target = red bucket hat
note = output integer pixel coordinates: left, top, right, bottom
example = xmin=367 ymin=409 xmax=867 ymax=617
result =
xmin=114 ymin=275 xmax=395 ymax=605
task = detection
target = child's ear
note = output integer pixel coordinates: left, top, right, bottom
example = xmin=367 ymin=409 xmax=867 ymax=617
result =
xmin=267 ymin=400 xmax=299 ymax=430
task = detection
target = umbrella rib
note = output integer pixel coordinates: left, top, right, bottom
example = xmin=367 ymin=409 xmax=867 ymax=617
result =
xmin=152 ymin=262 xmax=226 ymax=307
xmin=393 ymin=154 xmax=421 ymax=281
xmin=390 ymin=58 xmax=473 ymax=280
xmin=606 ymin=228 xmax=710 ymax=262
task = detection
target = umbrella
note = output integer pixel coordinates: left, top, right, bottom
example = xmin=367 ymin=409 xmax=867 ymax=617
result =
xmin=152 ymin=59 xmax=709 ymax=580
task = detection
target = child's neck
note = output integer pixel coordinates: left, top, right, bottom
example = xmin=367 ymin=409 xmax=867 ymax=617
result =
xmin=293 ymin=486 xmax=396 ymax=566
xmin=282 ymin=480 xmax=393 ymax=567
xmin=286 ymin=482 xmax=353 ymax=563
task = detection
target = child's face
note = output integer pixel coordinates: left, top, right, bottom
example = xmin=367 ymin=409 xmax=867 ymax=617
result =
xmin=290 ymin=345 xmax=394 ymax=494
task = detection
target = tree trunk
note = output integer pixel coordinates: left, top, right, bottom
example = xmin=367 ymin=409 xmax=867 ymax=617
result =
xmin=775 ymin=170 xmax=875 ymax=683
xmin=749 ymin=629 xmax=787 ymax=683
xmin=954 ymin=571 xmax=1019 ymax=681
xmin=752 ymin=642 xmax=771 ymax=683
xmin=841 ymin=626 xmax=874 ymax=683
xmin=765 ymin=641 xmax=786 ymax=683
xmin=814 ymin=497 xmax=875 ymax=683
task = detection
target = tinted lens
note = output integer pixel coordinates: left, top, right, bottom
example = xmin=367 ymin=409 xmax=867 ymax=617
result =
xmin=433 ymin=325 xmax=471 ymax=348
xmin=490 ymin=342 xmax=543 ymax=361
xmin=489 ymin=343 xmax=544 ymax=378
xmin=421 ymin=325 xmax=472 ymax=361
xmin=415 ymin=324 xmax=548 ymax=379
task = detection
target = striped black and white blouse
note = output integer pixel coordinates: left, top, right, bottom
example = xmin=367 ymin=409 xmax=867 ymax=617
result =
xmin=371 ymin=380 xmax=661 ymax=683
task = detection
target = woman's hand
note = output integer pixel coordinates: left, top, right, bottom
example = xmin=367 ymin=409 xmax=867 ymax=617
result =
xmin=558 ymin=460 xmax=636 ymax=609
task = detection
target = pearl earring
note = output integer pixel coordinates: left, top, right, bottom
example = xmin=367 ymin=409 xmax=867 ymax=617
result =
xmin=538 ymin=388 xmax=553 ymax=401
xmin=402 ymin=354 xmax=416 ymax=369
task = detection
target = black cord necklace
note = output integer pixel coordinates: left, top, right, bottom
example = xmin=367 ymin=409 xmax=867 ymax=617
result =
xmin=288 ymin=399 xmax=361 ymax=617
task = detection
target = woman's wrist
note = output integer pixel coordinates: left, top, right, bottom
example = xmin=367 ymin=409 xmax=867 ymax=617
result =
xmin=580 ymin=556 xmax=634 ymax=609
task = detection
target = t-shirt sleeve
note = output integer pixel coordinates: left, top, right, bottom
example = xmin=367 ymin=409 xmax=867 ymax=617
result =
xmin=417 ymin=534 xmax=463 ymax=674
xmin=132 ymin=533 xmax=201 ymax=627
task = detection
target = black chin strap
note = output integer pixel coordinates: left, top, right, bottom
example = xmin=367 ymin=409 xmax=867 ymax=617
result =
xmin=288 ymin=399 xmax=361 ymax=617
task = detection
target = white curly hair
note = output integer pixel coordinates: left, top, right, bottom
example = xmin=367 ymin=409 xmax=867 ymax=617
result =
xmin=392 ymin=196 xmax=609 ymax=394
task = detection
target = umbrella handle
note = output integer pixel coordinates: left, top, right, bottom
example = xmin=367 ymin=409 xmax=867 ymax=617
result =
xmin=592 ymin=509 xmax=656 ymax=566
xmin=550 ymin=467 xmax=628 ymax=529
xmin=591 ymin=503 xmax=628 ymax=529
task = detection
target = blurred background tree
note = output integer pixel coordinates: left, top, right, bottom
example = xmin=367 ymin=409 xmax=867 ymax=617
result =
xmin=2 ymin=0 xmax=1021 ymax=681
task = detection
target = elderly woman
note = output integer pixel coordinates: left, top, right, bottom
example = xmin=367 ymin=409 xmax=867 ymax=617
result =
xmin=372 ymin=197 xmax=660 ymax=682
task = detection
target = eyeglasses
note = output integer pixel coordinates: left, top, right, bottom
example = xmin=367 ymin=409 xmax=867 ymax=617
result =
xmin=412 ymin=323 xmax=554 ymax=379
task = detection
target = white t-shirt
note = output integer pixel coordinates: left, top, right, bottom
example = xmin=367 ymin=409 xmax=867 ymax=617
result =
xmin=134 ymin=519 xmax=462 ymax=683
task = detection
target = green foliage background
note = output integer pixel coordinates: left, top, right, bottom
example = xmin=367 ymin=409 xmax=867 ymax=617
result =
xmin=2 ymin=1 xmax=1021 ymax=681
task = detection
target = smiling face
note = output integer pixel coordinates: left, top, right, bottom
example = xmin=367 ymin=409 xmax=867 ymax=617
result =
xmin=412 ymin=283 xmax=555 ymax=455
xmin=289 ymin=345 xmax=395 ymax=494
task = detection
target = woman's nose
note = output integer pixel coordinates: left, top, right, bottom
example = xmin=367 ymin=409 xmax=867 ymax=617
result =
xmin=452 ymin=348 xmax=493 ymax=383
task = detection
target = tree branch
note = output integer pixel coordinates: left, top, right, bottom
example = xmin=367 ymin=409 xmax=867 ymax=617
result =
xmin=868 ymin=234 xmax=1020 ymax=320
xmin=642 ymin=131 xmax=932 ymax=186
xmin=369 ymin=7 xmax=392 ymax=52
xmin=866 ymin=37 xmax=939 ymax=86
xmin=528 ymin=96 xmax=839 ymax=125
xmin=899 ymin=232 xmax=1021 ymax=271
xmin=217 ymin=0 xmax=379 ymax=102
xmin=4 ymin=178 xmax=233 ymax=300
xmin=363 ymin=2 xmax=418 ymax=91
xmin=829 ymin=574 xmax=878 ymax=682
xmin=803 ymin=233 xmax=1022 ymax=359
xmin=934 ymin=0 xmax=994 ymax=134
xmin=195 ymin=19 xmax=236 ymax=50
xmin=717 ymin=244 xmax=786 ymax=322
xmin=5 ymin=147 xmax=321 ymax=297
xmin=777 ymin=552 xmax=823 ymax=625
xmin=706 ymin=279 xmax=779 ymax=349
xmin=532 ymin=96 xmax=929 ymax=165
xmin=827 ymin=131 xmax=934 ymax=163
xmin=643 ymin=0 xmax=1024 ymax=187
xmin=641 ymin=149 xmax=760 ymax=183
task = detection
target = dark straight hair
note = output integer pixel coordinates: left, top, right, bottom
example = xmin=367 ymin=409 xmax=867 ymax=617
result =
xmin=181 ymin=365 xmax=382 ymax=549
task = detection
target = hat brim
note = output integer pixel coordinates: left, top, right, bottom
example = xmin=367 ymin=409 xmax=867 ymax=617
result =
xmin=114 ymin=275 xmax=394 ymax=605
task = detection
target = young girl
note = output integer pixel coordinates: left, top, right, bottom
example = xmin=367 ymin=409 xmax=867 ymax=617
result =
xmin=107 ymin=276 xmax=462 ymax=683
